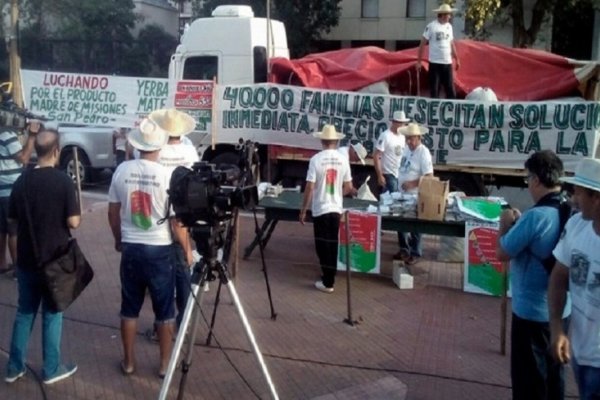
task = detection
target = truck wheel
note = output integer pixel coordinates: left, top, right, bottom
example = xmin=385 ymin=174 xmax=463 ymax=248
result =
xmin=61 ymin=148 xmax=93 ymax=185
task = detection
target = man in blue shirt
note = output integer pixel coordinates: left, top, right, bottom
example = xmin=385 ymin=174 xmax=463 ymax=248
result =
xmin=496 ymin=150 xmax=571 ymax=400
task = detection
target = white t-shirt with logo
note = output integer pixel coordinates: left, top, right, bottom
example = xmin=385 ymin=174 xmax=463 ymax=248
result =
xmin=553 ymin=213 xmax=600 ymax=367
xmin=423 ymin=20 xmax=454 ymax=64
xmin=306 ymin=149 xmax=352 ymax=217
xmin=158 ymin=142 xmax=200 ymax=176
xmin=397 ymin=144 xmax=434 ymax=194
xmin=375 ymin=129 xmax=405 ymax=177
xmin=108 ymin=159 xmax=172 ymax=245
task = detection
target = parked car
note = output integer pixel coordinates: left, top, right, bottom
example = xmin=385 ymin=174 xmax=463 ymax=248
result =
xmin=53 ymin=124 xmax=116 ymax=184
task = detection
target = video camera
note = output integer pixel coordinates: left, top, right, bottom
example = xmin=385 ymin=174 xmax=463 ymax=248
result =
xmin=0 ymin=82 xmax=47 ymax=129
xmin=169 ymin=160 xmax=258 ymax=227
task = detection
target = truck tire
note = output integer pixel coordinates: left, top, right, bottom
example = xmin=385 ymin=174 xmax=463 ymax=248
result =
xmin=60 ymin=148 xmax=94 ymax=185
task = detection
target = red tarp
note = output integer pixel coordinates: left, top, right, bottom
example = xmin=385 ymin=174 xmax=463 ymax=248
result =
xmin=269 ymin=39 xmax=581 ymax=101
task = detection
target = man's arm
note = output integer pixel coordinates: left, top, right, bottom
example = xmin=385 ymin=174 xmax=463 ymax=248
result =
xmin=14 ymin=121 xmax=40 ymax=165
xmin=417 ymin=37 xmax=428 ymax=70
xmin=343 ymin=181 xmax=354 ymax=196
xmin=300 ymin=181 xmax=314 ymax=225
xmin=108 ymin=202 xmax=122 ymax=252
xmin=496 ymin=208 xmax=521 ymax=261
xmin=400 ymin=172 xmax=433 ymax=192
xmin=451 ymin=40 xmax=460 ymax=70
xmin=548 ymin=262 xmax=570 ymax=364
xmin=171 ymin=218 xmax=193 ymax=266
xmin=67 ymin=215 xmax=81 ymax=229
xmin=373 ymin=149 xmax=386 ymax=187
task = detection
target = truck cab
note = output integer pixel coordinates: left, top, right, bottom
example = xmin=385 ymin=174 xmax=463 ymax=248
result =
xmin=168 ymin=5 xmax=290 ymax=173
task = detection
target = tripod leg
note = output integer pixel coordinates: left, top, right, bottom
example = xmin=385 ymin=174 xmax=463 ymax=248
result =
xmin=225 ymin=280 xmax=279 ymax=400
xmin=205 ymin=278 xmax=224 ymax=346
xmin=159 ymin=265 xmax=208 ymax=400
xmin=253 ymin=209 xmax=277 ymax=320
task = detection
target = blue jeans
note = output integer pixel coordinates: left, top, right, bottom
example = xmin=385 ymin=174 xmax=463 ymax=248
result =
xmin=382 ymin=174 xmax=398 ymax=193
xmin=398 ymin=232 xmax=422 ymax=257
xmin=173 ymin=243 xmax=191 ymax=328
xmin=6 ymin=268 xmax=64 ymax=379
xmin=120 ymin=243 xmax=175 ymax=323
xmin=572 ymin=355 xmax=600 ymax=400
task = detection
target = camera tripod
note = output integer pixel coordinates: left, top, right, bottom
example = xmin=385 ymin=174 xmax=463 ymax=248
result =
xmin=158 ymin=212 xmax=279 ymax=400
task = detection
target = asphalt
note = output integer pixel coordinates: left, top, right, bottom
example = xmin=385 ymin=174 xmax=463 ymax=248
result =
xmin=0 ymin=193 xmax=579 ymax=399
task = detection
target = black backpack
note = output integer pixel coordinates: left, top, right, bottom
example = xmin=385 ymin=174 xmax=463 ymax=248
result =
xmin=532 ymin=192 xmax=572 ymax=274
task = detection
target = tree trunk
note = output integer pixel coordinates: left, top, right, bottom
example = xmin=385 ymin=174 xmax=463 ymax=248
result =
xmin=511 ymin=0 xmax=555 ymax=48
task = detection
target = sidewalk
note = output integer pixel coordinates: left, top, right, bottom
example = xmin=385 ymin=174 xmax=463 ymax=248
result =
xmin=0 ymin=201 xmax=578 ymax=399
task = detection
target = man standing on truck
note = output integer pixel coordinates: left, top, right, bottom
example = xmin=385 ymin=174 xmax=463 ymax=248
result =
xmin=417 ymin=4 xmax=460 ymax=99
xmin=549 ymin=158 xmax=600 ymax=400
xmin=496 ymin=150 xmax=571 ymax=400
xmin=300 ymin=125 xmax=353 ymax=293
xmin=0 ymin=120 xmax=39 ymax=275
xmin=397 ymin=123 xmax=433 ymax=264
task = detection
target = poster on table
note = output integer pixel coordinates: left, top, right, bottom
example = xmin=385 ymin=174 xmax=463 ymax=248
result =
xmin=464 ymin=221 xmax=510 ymax=297
xmin=337 ymin=210 xmax=381 ymax=274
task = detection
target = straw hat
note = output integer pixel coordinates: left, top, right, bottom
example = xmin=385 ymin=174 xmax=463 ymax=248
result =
xmin=392 ymin=111 xmax=411 ymax=123
xmin=128 ymin=119 xmax=168 ymax=152
xmin=433 ymin=4 xmax=456 ymax=14
xmin=397 ymin=123 xmax=428 ymax=136
xmin=351 ymin=142 xmax=368 ymax=165
xmin=148 ymin=108 xmax=196 ymax=137
xmin=560 ymin=158 xmax=600 ymax=193
xmin=313 ymin=124 xmax=344 ymax=140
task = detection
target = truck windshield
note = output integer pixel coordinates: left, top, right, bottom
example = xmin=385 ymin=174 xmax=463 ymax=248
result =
xmin=183 ymin=56 xmax=218 ymax=81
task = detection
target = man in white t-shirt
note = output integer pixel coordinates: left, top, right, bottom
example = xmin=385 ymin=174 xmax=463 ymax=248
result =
xmin=396 ymin=123 xmax=433 ymax=264
xmin=374 ymin=111 xmax=409 ymax=193
xmin=549 ymin=158 xmax=600 ymax=399
xmin=148 ymin=108 xmax=199 ymax=333
xmin=417 ymin=4 xmax=461 ymax=99
xmin=300 ymin=125 xmax=353 ymax=293
xmin=108 ymin=118 xmax=188 ymax=378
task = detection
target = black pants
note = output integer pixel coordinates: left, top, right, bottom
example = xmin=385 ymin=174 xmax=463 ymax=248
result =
xmin=511 ymin=313 xmax=566 ymax=400
xmin=429 ymin=62 xmax=456 ymax=99
xmin=313 ymin=213 xmax=341 ymax=288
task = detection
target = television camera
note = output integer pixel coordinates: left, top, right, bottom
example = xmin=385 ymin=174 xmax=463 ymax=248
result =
xmin=0 ymin=82 xmax=47 ymax=129
xmin=168 ymin=141 xmax=259 ymax=227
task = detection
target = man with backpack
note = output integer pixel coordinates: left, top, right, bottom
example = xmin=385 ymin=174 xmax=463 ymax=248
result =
xmin=496 ymin=150 xmax=571 ymax=400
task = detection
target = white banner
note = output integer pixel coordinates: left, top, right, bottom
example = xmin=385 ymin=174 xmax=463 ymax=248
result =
xmin=21 ymin=69 xmax=169 ymax=128
xmin=215 ymin=84 xmax=600 ymax=172
xmin=21 ymin=70 xmax=600 ymax=173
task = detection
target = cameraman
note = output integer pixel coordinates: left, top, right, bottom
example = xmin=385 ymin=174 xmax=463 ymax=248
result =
xmin=0 ymin=120 xmax=40 ymax=275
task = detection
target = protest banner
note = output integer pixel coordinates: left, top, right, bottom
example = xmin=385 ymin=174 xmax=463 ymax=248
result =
xmin=21 ymin=69 xmax=169 ymax=127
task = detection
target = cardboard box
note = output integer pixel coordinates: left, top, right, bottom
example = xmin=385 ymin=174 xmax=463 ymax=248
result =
xmin=418 ymin=177 xmax=449 ymax=221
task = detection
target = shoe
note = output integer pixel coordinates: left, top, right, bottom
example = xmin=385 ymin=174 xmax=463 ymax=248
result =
xmin=5 ymin=370 xmax=25 ymax=383
xmin=393 ymin=249 xmax=410 ymax=261
xmin=203 ymin=282 xmax=210 ymax=292
xmin=120 ymin=360 xmax=135 ymax=376
xmin=43 ymin=364 xmax=77 ymax=385
xmin=405 ymin=256 xmax=419 ymax=266
xmin=315 ymin=281 xmax=334 ymax=293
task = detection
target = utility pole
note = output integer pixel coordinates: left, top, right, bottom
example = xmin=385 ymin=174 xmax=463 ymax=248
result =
xmin=8 ymin=0 xmax=23 ymax=107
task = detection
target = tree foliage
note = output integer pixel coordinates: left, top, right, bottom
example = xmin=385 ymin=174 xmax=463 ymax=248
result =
xmin=198 ymin=0 xmax=342 ymax=58
xmin=0 ymin=0 xmax=176 ymax=76
xmin=463 ymin=0 xmax=600 ymax=48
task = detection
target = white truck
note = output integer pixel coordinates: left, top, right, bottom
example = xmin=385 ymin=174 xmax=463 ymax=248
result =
xmin=169 ymin=5 xmax=600 ymax=195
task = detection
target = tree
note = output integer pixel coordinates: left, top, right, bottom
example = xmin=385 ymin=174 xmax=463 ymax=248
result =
xmin=199 ymin=0 xmax=342 ymax=58
xmin=463 ymin=0 xmax=600 ymax=48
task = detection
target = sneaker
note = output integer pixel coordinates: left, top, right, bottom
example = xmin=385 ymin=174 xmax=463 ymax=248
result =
xmin=145 ymin=328 xmax=159 ymax=343
xmin=5 ymin=370 xmax=25 ymax=383
xmin=393 ymin=249 xmax=410 ymax=261
xmin=43 ymin=364 xmax=77 ymax=385
xmin=315 ymin=281 xmax=334 ymax=293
